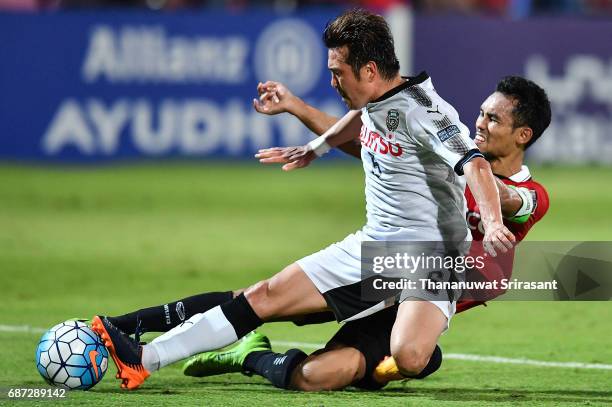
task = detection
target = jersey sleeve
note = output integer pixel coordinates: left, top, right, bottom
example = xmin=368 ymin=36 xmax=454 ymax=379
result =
xmin=505 ymin=181 xmax=550 ymax=241
xmin=405 ymin=102 xmax=482 ymax=175
xmin=523 ymin=181 xmax=550 ymax=223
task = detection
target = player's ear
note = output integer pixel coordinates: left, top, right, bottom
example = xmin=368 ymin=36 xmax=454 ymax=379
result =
xmin=517 ymin=126 xmax=533 ymax=149
xmin=363 ymin=61 xmax=377 ymax=82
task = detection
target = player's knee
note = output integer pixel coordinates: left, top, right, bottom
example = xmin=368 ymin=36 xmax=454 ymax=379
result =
xmin=291 ymin=360 xmax=328 ymax=391
xmin=392 ymin=345 xmax=430 ymax=377
xmin=411 ymin=345 xmax=443 ymax=379
xmin=243 ymin=280 xmax=274 ymax=318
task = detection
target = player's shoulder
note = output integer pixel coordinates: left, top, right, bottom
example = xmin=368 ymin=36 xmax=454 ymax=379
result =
xmin=401 ymin=72 xmax=435 ymax=109
xmin=515 ymin=178 xmax=549 ymax=199
xmin=400 ymin=75 xmax=465 ymax=138
xmin=501 ymin=165 xmax=550 ymax=218
xmin=399 ymin=73 xmax=454 ymax=113
xmin=369 ymin=72 xmax=453 ymax=118
xmin=501 ymin=166 xmax=549 ymax=198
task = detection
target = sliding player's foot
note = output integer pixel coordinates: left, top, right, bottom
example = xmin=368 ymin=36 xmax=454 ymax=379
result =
xmin=91 ymin=316 xmax=150 ymax=389
xmin=183 ymin=331 xmax=271 ymax=377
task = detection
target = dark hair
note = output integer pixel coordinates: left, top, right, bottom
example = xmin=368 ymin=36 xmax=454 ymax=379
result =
xmin=323 ymin=8 xmax=400 ymax=81
xmin=496 ymin=76 xmax=551 ymax=149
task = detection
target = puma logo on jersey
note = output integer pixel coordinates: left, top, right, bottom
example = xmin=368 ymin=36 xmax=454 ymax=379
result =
xmin=427 ymin=105 xmax=442 ymax=115
xmin=360 ymin=126 xmax=403 ymax=157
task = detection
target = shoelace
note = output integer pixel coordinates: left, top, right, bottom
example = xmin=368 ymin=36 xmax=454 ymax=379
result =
xmin=133 ymin=317 xmax=144 ymax=344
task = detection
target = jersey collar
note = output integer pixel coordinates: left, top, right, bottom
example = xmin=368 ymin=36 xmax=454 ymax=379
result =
xmin=508 ymin=165 xmax=532 ymax=182
xmin=368 ymin=71 xmax=430 ymax=104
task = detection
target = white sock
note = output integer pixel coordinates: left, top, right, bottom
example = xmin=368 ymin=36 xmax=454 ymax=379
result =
xmin=141 ymin=345 xmax=160 ymax=372
xmin=142 ymin=306 xmax=238 ymax=370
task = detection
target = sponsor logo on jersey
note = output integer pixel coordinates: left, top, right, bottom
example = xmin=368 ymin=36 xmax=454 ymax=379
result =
xmin=466 ymin=211 xmax=485 ymax=235
xmin=437 ymin=124 xmax=461 ymax=142
xmin=386 ymin=109 xmax=400 ymax=132
xmin=360 ymin=126 xmax=403 ymax=157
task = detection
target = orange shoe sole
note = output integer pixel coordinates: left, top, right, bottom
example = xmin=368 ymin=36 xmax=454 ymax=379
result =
xmin=91 ymin=316 xmax=150 ymax=390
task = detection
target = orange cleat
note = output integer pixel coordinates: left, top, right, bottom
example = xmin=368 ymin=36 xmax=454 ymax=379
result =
xmin=91 ymin=316 xmax=150 ymax=390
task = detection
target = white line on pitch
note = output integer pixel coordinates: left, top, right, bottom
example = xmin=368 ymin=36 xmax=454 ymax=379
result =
xmin=443 ymin=353 xmax=612 ymax=370
xmin=0 ymin=324 xmax=46 ymax=334
xmin=4 ymin=325 xmax=611 ymax=371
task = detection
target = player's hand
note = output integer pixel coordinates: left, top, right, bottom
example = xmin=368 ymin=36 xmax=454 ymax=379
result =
xmin=255 ymin=146 xmax=316 ymax=171
xmin=482 ymin=222 xmax=515 ymax=257
xmin=252 ymin=81 xmax=299 ymax=115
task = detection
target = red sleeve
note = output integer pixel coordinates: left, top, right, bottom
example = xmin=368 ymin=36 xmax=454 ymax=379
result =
xmin=529 ymin=181 xmax=550 ymax=223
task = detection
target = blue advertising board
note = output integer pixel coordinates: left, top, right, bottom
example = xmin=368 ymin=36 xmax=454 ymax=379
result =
xmin=412 ymin=15 xmax=612 ymax=164
xmin=0 ymin=10 xmax=346 ymax=162
xmin=1 ymin=10 xmax=612 ymax=163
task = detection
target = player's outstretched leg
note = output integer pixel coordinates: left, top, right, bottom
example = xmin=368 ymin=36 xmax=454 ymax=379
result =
xmin=182 ymin=331 xmax=271 ymax=377
xmin=142 ymin=264 xmax=326 ymax=373
xmin=106 ymin=290 xmax=236 ymax=335
xmin=94 ymin=263 xmax=328 ymax=389
xmin=183 ymin=338 xmax=369 ymax=391
xmin=91 ymin=316 xmax=150 ymax=390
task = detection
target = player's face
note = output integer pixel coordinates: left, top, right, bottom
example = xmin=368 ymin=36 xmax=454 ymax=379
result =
xmin=475 ymin=92 xmax=525 ymax=158
xmin=327 ymin=47 xmax=370 ymax=109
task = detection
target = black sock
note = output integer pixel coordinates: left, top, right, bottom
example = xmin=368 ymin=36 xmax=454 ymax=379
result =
xmin=219 ymin=293 xmax=263 ymax=338
xmin=292 ymin=311 xmax=336 ymax=326
xmin=410 ymin=345 xmax=443 ymax=379
xmin=107 ymin=291 xmax=234 ymax=335
xmin=243 ymin=349 xmax=308 ymax=389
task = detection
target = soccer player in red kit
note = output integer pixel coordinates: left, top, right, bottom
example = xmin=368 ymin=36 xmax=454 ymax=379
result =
xmin=456 ymin=78 xmax=551 ymax=313
xmin=372 ymin=77 xmax=551 ymax=384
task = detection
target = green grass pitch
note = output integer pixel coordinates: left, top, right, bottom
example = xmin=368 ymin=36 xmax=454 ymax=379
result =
xmin=0 ymin=163 xmax=611 ymax=406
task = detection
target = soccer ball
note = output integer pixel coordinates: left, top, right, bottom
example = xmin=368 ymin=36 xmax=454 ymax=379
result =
xmin=35 ymin=320 xmax=109 ymax=390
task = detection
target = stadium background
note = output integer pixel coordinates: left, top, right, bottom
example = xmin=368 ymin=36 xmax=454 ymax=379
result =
xmin=0 ymin=0 xmax=610 ymax=405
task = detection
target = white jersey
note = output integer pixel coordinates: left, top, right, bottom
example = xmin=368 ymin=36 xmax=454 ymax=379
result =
xmin=298 ymin=73 xmax=481 ymax=322
xmin=358 ymin=72 xmax=481 ymax=242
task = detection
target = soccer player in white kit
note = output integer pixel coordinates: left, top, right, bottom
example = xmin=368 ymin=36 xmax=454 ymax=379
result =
xmin=91 ymin=9 xmax=515 ymax=390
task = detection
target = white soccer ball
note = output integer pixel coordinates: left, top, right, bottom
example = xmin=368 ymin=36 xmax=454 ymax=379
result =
xmin=35 ymin=320 xmax=109 ymax=390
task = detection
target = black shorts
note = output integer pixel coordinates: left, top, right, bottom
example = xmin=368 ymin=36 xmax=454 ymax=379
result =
xmin=326 ymin=305 xmax=398 ymax=390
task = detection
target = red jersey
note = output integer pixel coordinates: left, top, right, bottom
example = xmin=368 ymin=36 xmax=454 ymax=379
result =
xmin=464 ymin=166 xmax=549 ymax=242
xmin=457 ymin=165 xmax=550 ymax=313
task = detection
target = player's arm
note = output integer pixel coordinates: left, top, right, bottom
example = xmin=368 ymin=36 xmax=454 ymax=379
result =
xmin=253 ymin=81 xmax=361 ymax=159
xmin=253 ymin=81 xmax=337 ymax=134
xmin=258 ymin=109 xmax=362 ymax=171
xmin=404 ymin=100 xmax=515 ymax=256
xmin=463 ymin=158 xmax=515 ymax=255
xmin=494 ymin=178 xmax=537 ymax=223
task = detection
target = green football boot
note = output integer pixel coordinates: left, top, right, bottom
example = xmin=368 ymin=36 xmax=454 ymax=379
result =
xmin=182 ymin=331 xmax=271 ymax=377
